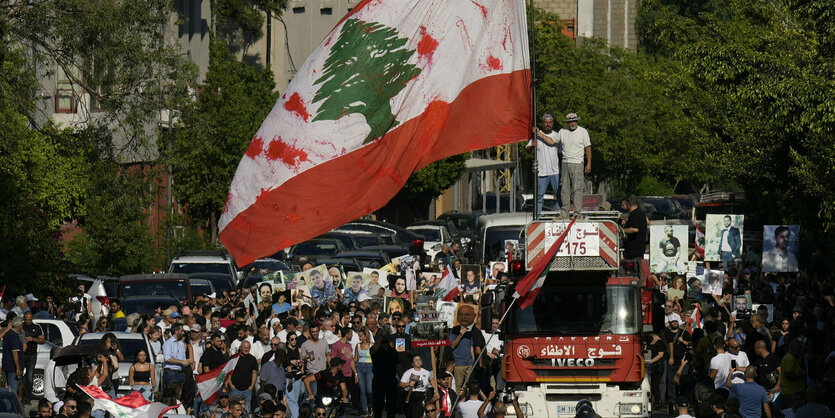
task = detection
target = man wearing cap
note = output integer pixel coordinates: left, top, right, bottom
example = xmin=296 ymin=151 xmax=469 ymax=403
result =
xmin=207 ymin=388 xmax=232 ymax=417
xmin=528 ymin=114 xmax=562 ymax=214
xmin=303 ymin=357 xmax=348 ymax=404
xmin=431 ymin=371 xmax=458 ymax=418
xmin=663 ymin=313 xmax=691 ymax=413
xmin=557 ymin=112 xmax=591 ymax=217
xmin=674 ymin=396 xmax=694 ymax=418
xmin=162 ymin=324 xmax=193 ymax=391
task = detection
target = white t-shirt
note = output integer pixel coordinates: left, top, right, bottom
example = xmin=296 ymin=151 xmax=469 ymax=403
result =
xmin=710 ymin=353 xmax=732 ymax=388
xmin=399 ymin=368 xmax=433 ymax=393
xmin=458 ymin=399 xmax=488 ymax=418
xmin=727 ymin=351 xmax=750 ymax=384
xmin=229 ymin=336 xmax=254 ymax=356
xmin=557 ymin=126 xmax=591 ymax=164
xmin=527 ymin=131 xmax=561 ymax=176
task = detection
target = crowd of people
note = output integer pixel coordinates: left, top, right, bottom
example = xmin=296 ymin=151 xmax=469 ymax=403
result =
xmin=0 ymin=248 xmax=520 ymax=418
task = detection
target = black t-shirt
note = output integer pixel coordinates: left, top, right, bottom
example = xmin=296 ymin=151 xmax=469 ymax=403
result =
xmin=201 ymin=347 xmax=229 ymax=372
xmin=662 ymin=327 xmax=692 ymax=362
xmin=313 ymin=369 xmax=344 ymax=399
xmin=623 ymin=208 xmax=647 ymax=258
xmin=754 ymin=353 xmax=780 ymax=390
xmin=22 ymin=322 xmax=43 ymax=355
xmin=660 ymin=237 xmax=681 ymax=257
xmin=230 ymin=354 xmax=258 ymax=390
xmin=392 ymin=332 xmax=412 ymax=374
xmin=650 ymin=338 xmax=666 ymax=367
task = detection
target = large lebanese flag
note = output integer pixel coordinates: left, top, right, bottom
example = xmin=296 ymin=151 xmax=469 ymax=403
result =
xmin=77 ymin=385 xmax=179 ymax=418
xmin=196 ymin=357 xmax=239 ymax=404
xmin=219 ymin=0 xmax=531 ymax=265
xmin=437 ymin=266 xmax=460 ymax=301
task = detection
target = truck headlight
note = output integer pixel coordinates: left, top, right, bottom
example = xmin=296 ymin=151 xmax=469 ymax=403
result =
xmin=618 ymin=403 xmax=643 ymax=415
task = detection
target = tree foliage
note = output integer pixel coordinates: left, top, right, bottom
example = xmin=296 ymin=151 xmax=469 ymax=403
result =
xmin=637 ymin=0 xmax=835 ymax=234
xmin=166 ymin=40 xmax=280 ymax=239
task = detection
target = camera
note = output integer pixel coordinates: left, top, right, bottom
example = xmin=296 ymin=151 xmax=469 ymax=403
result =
xmin=735 ymin=309 xmax=754 ymax=321
xmin=502 ymin=388 xmax=515 ymax=404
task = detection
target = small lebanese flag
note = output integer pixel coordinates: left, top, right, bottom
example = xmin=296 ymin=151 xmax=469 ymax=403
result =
xmin=513 ymin=219 xmax=575 ymax=310
xmin=77 ymin=385 xmax=179 ymax=418
xmin=438 ymin=266 xmax=460 ymax=302
xmin=219 ymin=0 xmax=532 ymax=265
xmin=695 ymin=225 xmax=705 ymax=256
xmin=687 ymin=306 xmax=702 ymax=334
xmin=196 ymin=357 xmax=239 ymax=404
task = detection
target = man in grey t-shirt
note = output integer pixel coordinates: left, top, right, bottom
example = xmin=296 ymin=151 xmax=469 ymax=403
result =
xmin=301 ymin=324 xmax=330 ymax=375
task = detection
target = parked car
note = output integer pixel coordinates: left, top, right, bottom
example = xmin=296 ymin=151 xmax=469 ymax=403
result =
xmin=331 ymin=250 xmax=391 ymax=269
xmin=316 ymin=258 xmax=364 ymax=273
xmin=244 ymin=258 xmax=291 ymax=274
xmin=187 ymin=272 xmax=236 ymax=294
xmin=188 ymin=278 xmax=215 ymax=298
xmin=411 ymin=220 xmax=470 ymax=256
xmin=349 ymin=233 xmax=388 ymax=248
xmin=437 ymin=211 xmax=481 ymax=255
xmin=640 ymin=196 xmax=685 ymax=220
xmin=336 ymin=219 xmax=429 ymax=266
xmin=0 ymin=389 xmax=24 ymax=417
xmin=168 ymin=250 xmax=242 ymax=285
xmin=33 ymin=318 xmax=79 ymax=348
xmin=119 ymin=274 xmax=192 ymax=305
xmin=0 ymin=338 xmax=57 ymax=400
xmin=316 ymin=231 xmax=360 ymax=251
xmin=407 ymin=224 xmax=455 ymax=263
xmin=71 ymin=332 xmax=162 ymax=396
xmin=121 ymin=297 xmax=180 ymax=316
xmin=288 ymin=238 xmax=346 ymax=264
xmin=358 ymin=245 xmax=410 ymax=260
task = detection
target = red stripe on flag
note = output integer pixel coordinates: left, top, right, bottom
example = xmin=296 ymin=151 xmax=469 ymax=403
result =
xmin=514 ymin=219 xmax=575 ymax=309
xmin=221 ymin=70 xmax=531 ymax=265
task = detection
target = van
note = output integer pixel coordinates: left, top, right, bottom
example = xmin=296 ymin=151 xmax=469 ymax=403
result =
xmin=475 ymin=213 xmax=533 ymax=264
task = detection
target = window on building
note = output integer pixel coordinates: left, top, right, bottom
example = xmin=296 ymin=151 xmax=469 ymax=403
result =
xmin=55 ymin=65 xmax=82 ymax=113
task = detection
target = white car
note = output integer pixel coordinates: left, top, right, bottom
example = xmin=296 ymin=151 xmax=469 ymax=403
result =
xmin=71 ymin=332 xmax=163 ymax=397
xmin=406 ymin=224 xmax=454 ymax=264
xmin=33 ymin=318 xmax=79 ymax=348
xmin=0 ymin=336 xmax=57 ymax=399
xmin=168 ymin=250 xmax=242 ymax=285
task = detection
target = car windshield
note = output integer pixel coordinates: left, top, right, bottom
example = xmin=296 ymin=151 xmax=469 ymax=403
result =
xmin=324 ymin=235 xmax=357 ymax=250
xmin=203 ymin=276 xmax=234 ymax=293
xmin=353 ymin=235 xmax=382 ymax=247
xmin=122 ymin=281 xmax=187 ymax=300
xmin=0 ymin=392 xmax=20 ymax=414
xmin=483 ymin=226 xmax=523 ymax=262
xmin=292 ymin=242 xmax=340 ymax=255
xmin=511 ymin=279 xmax=640 ymax=335
xmin=410 ymin=228 xmax=441 ymax=241
xmin=121 ymin=299 xmax=178 ymax=315
xmin=171 ymin=263 xmax=230 ymax=275
xmin=248 ymin=260 xmax=290 ymax=272
xmin=445 ymin=216 xmax=476 ymax=231
xmin=190 ymin=282 xmax=212 ymax=296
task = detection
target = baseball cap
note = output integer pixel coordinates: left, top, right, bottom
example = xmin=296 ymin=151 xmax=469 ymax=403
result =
xmin=357 ymin=294 xmax=372 ymax=302
xmin=25 ymin=294 xmax=38 ymax=302
xmin=666 ymin=313 xmax=682 ymax=323
xmin=259 ymin=393 xmax=272 ymax=401
xmin=190 ymin=324 xmax=202 ymax=332
xmin=565 ymin=112 xmax=580 ymax=122
xmin=676 ymin=395 xmax=690 ymax=408
xmin=438 ymin=371 xmax=453 ymax=379
xmin=170 ymin=312 xmax=181 ymax=319
xmin=329 ymin=357 xmax=345 ymax=368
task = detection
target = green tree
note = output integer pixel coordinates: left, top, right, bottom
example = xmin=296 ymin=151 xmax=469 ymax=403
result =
xmin=313 ymin=19 xmax=422 ymax=144
xmin=166 ymin=41 xmax=280 ymax=241
xmin=391 ymin=154 xmax=468 ymax=220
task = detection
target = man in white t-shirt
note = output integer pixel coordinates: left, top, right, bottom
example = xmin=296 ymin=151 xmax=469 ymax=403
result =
xmin=708 ymin=338 xmax=732 ymax=389
xmin=528 ymin=113 xmax=562 ymax=214
xmin=399 ymin=355 xmax=433 ymax=418
xmin=725 ymin=339 xmax=750 ymax=384
xmin=556 ymin=112 xmax=591 ymax=217
xmin=457 ymin=382 xmax=487 ymax=418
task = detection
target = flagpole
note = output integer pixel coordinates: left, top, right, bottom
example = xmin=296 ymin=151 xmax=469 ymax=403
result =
xmin=529 ymin=0 xmax=539 ymax=221
xmin=448 ymin=294 xmax=519 ymax=414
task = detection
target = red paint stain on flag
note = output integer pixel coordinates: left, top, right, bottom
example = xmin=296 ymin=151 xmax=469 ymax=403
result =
xmin=266 ymin=137 xmax=310 ymax=167
xmin=471 ymin=0 xmax=487 ymax=19
xmin=417 ymin=26 xmax=439 ymax=60
xmin=486 ymin=55 xmax=503 ymax=70
xmin=283 ymin=92 xmax=311 ymax=122
xmin=245 ymin=136 xmax=264 ymax=159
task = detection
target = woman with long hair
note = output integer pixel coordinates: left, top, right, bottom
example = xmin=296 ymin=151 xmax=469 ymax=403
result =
xmin=148 ymin=326 xmax=163 ymax=357
xmin=667 ymin=275 xmax=686 ymax=302
xmin=77 ymin=314 xmax=91 ymax=336
xmin=128 ymin=348 xmax=155 ymax=401
xmin=94 ymin=317 xmax=110 ymax=333
xmin=97 ymin=334 xmax=120 ymax=398
xmin=353 ymin=327 xmax=373 ymax=417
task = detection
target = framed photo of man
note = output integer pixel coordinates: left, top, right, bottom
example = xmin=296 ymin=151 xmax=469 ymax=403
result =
xmin=704 ymin=215 xmax=744 ymax=262
xmin=762 ymin=225 xmax=799 ymax=273
xmin=650 ymin=225 xmax=689 ymax=273
xmin=436 ymin=301 xmax=458 ymax=328
xmin=452 ymin=303 xmax=479 ymax=328
xmin=701 ymin=269 xmax=724 ymax=296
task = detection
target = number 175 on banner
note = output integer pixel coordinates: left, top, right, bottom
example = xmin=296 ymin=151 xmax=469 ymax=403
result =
xmin=545 ymin=222 xmax=601 ymax=257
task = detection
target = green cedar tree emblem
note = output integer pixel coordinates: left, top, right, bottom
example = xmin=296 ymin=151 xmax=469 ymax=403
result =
xmin=312 ymin=18 xmax=422 ymax=144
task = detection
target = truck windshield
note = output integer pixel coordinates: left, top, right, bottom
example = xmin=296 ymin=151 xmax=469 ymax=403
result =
xmin=483 ymin=226 xmax=523 ymax=262
xmin=511 ymin=280 xmax=639 ymax=335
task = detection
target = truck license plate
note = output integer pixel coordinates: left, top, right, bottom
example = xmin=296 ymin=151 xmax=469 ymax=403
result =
xmin=557 ymin=405 xmax=576 ymax=415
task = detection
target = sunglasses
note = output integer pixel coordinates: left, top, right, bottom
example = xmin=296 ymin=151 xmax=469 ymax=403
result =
xmin=288 ymin=338 xmax=297 ymax=341
xmin=425 ymin=409 xmax=437 ymax=413
xmin=271 ymin=343 xmax=279 ymax=347
xmin=315 ymin=413 xmax=327 ymax=417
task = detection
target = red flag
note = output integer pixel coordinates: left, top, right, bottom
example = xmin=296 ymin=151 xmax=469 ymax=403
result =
xmin=513 ymin=219 xmax=575 ymax=310
xmin=437 ymin=266 xmax=460 ymax=302
xmin=219 ymin=0 xmax=532 ymax=265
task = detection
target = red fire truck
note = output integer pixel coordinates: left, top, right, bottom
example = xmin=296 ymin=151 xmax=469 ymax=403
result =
xmin=499 ymin=213 xmax=652 ymax=417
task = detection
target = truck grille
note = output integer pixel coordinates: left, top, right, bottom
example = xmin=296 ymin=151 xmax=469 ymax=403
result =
xmin=549 ymin=257 xmax=614 ymax=270
xmin=533 ymin=369 xmax=614 ymax=378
